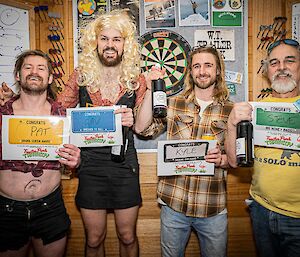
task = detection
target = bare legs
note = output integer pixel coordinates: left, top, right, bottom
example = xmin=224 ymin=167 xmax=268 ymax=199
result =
xmin=80 ymin=206 xmax=139 ymax=257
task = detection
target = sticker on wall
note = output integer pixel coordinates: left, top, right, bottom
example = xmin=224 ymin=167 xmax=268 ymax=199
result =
xmin=213 ymin=0 xmax=226 ymax=9
xmin=194 ymin=29 xmax=235 ymax=61
xmin=143 ymin=0 xmax=175 ymax=29
xmin=78 ymin=0 xmax=97 ymax=16
xmin=226 ymin=83 xmax=236 ymax=95
xmin=211 ymin=0 xmax=243 ymax=27
xmin=140 ymin=30 xmax=191 ymax=96
xmin=178 ymin=0 xmax=210 ymax=27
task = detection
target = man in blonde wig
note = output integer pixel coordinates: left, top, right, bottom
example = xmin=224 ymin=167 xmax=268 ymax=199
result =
xmin=135 ymin=46 xmax=233 ymax=257
xmin=56 ymin=9 xmax=149 ymax=257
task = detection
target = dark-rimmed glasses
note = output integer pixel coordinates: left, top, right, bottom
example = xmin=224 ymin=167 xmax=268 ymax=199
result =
xmin=267 ymin=39 xmax=299 ymax=54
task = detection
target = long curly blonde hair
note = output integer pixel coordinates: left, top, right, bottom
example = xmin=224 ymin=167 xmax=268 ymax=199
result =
xmin=78 ymin=9 xmax=140 ymax=94
xmin=183 ymin=46 xmax=229 ymax=104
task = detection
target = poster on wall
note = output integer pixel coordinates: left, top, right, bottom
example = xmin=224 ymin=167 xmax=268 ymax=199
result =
xmin=109 ymin=0 xmax=140 ymax=34
xmin=194 ymin=29 xmax=235 ymax=61
xmin=143 ymin=0 xmax=175 ymax=29
xmin=178 ymin=0 xmax=210 ymax=27
xmin=211 ymin=0 xmax=243 ymax=27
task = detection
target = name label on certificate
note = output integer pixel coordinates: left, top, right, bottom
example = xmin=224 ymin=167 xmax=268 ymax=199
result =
xmin=251 ymin=102 xmax=300 ymax=150
xmin=157 ymin=140 xmax=216 ymax=176
xmin=67 ymin=106 xmax=122 ymax=147
xmin=2 ymin=115 xmax=69 ymax=160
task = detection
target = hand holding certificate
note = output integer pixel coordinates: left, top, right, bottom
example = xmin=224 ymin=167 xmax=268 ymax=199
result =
xmin=67 ymin=106 xmax=123 ymax=147
xmin=2 ymin=115 xmax=69 ymax=160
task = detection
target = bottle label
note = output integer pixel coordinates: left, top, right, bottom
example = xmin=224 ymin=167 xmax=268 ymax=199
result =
xmin=111 ymin=145 xmax=121 ymax=155
xmin=153 ymin=91 xmax=167 ymax=107
xmin=236 ymin=137 xmax=246 ymax=156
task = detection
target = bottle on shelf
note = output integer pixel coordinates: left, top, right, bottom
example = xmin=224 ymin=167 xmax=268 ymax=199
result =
xmin=152 ymin=78 xmax=167 ymax=118
xmin=236 ymin=120 xmax=254 ymax=167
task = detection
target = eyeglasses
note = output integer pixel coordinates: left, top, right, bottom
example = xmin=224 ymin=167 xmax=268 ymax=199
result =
xmin=267 ymin=39 xmax=299 ymax=54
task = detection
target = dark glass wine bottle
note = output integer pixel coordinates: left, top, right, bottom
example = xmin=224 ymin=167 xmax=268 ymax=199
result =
xmin=111 ymin=126 xmax=129 ymax=163
xmin=236 ymin=120 xmax=254 ymax=167
xmin=152 ymin=78 xmax=167 ymax=118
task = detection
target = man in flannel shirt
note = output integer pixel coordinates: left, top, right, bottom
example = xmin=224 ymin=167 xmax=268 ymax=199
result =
xmin=135 ymin=46 xmax=233 ymax=257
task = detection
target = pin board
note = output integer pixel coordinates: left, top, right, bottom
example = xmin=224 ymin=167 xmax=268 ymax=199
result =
xmin=0 ymin=1 xmax=35 ymax=91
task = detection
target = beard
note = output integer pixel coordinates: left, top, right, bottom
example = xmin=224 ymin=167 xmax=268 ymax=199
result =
xmin=194 ymin=75 xmax=217 ymax=89
xmin=20 ymin=74 xmax=49 ymax=96
xmin=271 ymin=70 xmax=297 ymax=94
xmin=98 ymin=47 xmax=122 ymax=67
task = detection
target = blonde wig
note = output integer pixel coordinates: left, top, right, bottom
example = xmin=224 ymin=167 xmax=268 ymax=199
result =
xmin=78 ymin=9 xmax=140 ymax=94
xmin=183 ymin=46 xmax=229 ymax=104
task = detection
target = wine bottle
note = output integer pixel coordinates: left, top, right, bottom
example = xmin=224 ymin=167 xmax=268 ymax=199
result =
xmin=152 ymin=78 xmax=167 ymax=118
xmin=236 ymin=120 xmax=254 ymax=167
xmin=111 ymin=126 xmax=129 ymax=163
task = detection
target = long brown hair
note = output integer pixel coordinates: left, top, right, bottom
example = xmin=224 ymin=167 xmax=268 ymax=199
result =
xmin=14 ymin=49 xmax=55 ymax=98
xmin=183 ymin=46 xmax=229 ymax=104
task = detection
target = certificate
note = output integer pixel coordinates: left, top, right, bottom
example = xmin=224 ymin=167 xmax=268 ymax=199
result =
xmin=157 ymin=139 xmax=217 ymax=176
xmin=251 ymin=102 xmax=300 ymax=150
xmin=2 ymin=115 xmax=69 ymax=160
xmin=67 ymin=106 xmax=123 ymax=147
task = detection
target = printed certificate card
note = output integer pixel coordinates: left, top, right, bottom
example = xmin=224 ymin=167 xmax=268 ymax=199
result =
xmin=251 ymin=102 xmax=300 ymax=150
xmin=157 ymin=139 xmax=217 ymax=176
xmin=67 ymin=106 xmax=122 ymax=147
xmin=2 ymin=115 xmax=69 ymax=160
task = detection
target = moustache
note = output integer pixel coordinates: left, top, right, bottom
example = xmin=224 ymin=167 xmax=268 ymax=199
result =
xmin=273 ymin=70 xmax=292 ymax=80
xmin=103 ymin=47 xmax=118 ymax=53
xmin=26 ymin=74 xmax=43 ymax=81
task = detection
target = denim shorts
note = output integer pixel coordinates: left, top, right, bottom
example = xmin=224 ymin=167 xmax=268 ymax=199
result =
xmin=0 ymin=186 xmax=71 ymax=252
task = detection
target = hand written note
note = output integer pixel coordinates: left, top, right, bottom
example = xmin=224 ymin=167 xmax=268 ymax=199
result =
xmin=256 ymin=108 xmax=300 ymax=129
xmin=164 ymin=142 xmax=208 ymax=162
xmin=9 ymin=118 xmax=64 ymax=145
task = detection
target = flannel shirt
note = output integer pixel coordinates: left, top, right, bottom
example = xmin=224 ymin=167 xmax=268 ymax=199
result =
xmin=140 ymin=93 xmax=233 ymax=217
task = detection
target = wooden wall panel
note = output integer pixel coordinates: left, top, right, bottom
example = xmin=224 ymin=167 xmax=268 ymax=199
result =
xmin=248 ymin=0 xmax=285 ymax=100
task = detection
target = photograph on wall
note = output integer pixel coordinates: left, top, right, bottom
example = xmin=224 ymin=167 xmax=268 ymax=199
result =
xmin=143 ymin=0 xmax=175 ymax=29
xmin=178 ymin=0 xmax=210 ymax=27
xmin=211 ymin=0 xmax=243 ymax=27
xmin=109 ymin=0 xmax=140 ymax=34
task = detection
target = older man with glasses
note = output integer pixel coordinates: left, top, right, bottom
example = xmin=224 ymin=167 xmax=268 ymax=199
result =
xmin=225 ymin=39 xmax=300 ymax=257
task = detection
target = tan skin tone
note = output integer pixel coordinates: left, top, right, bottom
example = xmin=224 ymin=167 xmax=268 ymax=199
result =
xmin=0 ymin=55 xmax=81 ymax=257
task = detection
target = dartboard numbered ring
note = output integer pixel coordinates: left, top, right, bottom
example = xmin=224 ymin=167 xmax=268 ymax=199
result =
xmin=140 ymin=30 xmax=191 ymax=96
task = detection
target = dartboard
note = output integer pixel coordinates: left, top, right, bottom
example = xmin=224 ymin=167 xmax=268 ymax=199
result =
xmin=140 ymin=30 xmax=191 ymax=96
